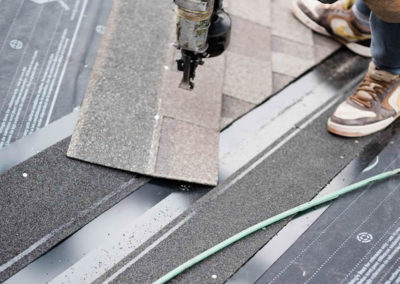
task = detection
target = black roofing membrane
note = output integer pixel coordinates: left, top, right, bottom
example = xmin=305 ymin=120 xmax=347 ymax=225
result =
xmin=0 ymin=0 xmax=113 ymax=148
xmin=257 ymin=134 xmax=400 ymax=284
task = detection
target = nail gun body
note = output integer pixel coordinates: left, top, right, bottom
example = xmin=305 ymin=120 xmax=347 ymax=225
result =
xmin=174 ymin=0 xmax=231 ymax=90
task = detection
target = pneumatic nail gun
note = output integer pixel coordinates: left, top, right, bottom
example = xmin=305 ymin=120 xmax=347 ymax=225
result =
xmin=174 ymin=0 xmax=231 ymax=90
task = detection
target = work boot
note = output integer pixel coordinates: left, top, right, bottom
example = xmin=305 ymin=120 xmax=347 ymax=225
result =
xmin=292 ymin=0 xmax=371 ymax=57
xmin=328 ymin=62 xmax=400 ymax=137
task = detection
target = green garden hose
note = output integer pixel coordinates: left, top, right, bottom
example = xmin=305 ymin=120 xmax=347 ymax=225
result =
xmin=153 ymin=168 xmax=400 ymax=284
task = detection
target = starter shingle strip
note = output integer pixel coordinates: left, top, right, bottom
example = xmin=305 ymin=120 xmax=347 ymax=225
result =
xmin=67 ymin=0 xmax=224 ymax=186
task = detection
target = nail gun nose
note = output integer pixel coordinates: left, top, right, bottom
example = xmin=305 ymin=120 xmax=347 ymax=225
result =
xmin=177 ymin=51 xmax=205 ymax=91
xmin=178 ymin=52 xmax=195 ymax=90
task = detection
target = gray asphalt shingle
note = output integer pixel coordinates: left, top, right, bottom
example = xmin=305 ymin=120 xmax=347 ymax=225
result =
xmin=67 ymin=0 xmax=224 ymax=186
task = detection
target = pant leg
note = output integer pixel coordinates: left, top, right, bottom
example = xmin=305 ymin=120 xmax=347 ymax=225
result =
xmin=355 ymin=0 xmax=370 ymax=17
xmin=363 ymin=0 xmax=400 ymax=23
xmin=370 ymin=13 xmax=400 ymax=74
xmin=352 ymin=0 xmax=400 ymax=74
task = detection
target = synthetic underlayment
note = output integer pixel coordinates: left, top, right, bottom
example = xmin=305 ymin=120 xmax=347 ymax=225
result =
xmin=256 ymin=134 xmax=400 ymax=284
xmin=0 ymin=0 xmax=113 ymax=148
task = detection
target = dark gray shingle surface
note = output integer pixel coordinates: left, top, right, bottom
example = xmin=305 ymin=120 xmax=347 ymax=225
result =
xmin=0 ymin=138 xmax=147 ymax=282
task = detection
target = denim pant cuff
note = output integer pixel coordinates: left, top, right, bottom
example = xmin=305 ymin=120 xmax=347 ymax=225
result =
xmin=373 ymin=59 xmax=400 ymax=75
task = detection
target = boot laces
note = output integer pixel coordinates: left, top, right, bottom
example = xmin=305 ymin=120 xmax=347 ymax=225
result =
xmin=350 ymin=76 xmax=388 ymax=108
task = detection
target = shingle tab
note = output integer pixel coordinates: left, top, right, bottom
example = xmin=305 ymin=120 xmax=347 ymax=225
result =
xmin=67 ymin=0 xmax=224 ymax=185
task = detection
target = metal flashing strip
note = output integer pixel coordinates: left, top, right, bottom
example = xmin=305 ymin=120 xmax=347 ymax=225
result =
xmin=49 ymin=193 xmax=198 ymax=284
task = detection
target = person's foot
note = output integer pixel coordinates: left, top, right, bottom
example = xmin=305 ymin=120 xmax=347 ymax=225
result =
xmin=328 ymin=62 xmax=400 ymax=137
xmin=292 ymin=0 xmax=371 ymax=57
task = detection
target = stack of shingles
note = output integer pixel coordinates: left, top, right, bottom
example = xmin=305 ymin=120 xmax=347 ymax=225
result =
xmin=220 ymin=0 xmax=340 ymax=128
xmin=67 ymin=0 xmax=340 ymax=187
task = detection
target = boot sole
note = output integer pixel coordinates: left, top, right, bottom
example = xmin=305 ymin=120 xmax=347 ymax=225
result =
xmin=327 ymin=117 xmax=395 ymax=137
xmin=292 ymin=1 xmax=371 ymax=58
